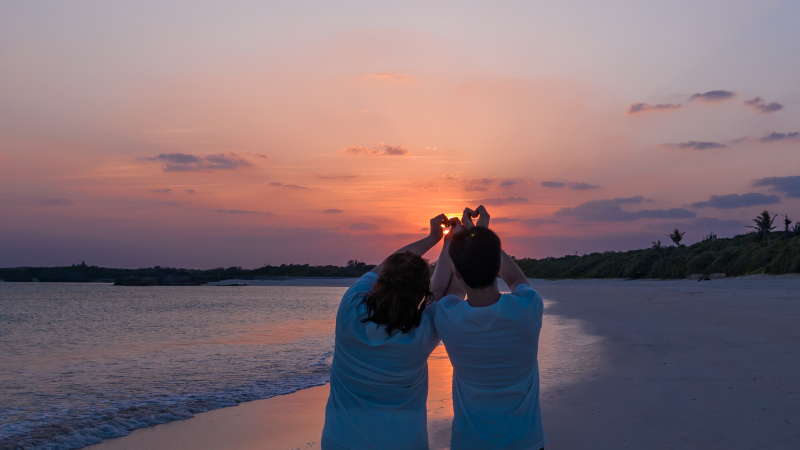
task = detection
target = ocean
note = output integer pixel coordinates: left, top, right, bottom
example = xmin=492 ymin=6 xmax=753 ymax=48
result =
xmin=0 ymin=282 xmax=347 ymax=450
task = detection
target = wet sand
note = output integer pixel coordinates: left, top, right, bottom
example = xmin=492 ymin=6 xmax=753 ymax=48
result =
xmin=93 ymin=275 xmax=800 ymax=449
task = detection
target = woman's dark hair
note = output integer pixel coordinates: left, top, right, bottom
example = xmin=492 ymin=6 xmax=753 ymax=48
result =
xmin=448 ymin=226 xmax=501 ymax=289
xmin=362 ymin=251 xmax=433 ymax=335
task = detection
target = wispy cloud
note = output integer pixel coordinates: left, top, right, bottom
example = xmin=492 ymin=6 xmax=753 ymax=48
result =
xmin=323 ymin=208 xmax=344 ymax=214
xmin=555 ymin=196 xmax=695 ymax=222
xmin=269 ymin=182 xmax=308 ymax=190
xmin=688 ymin=90 xmax=735 ymax=102
xmin=150 ymin=189 xmax=172 ymax=194
xmin=341 ymin=143 xmax=410 ymax=156
xmin=540 ymin=181 xmax=600 ymax=190
xmin=663 ymin=141 xmax=726 ymax=150
xmin=569 ymin=182 xmax=600 ymax=191
xmin=185 ymin=189 xmax=197 ymax=194
xmin=39 ymin=198 xmax=75 ymax=206
xmin=349 ymin=222 xmax=379 ymax=230
xmin=627 ymin=103 xmax=683 ymax=114
xmin=690 ymin=193 xmax=780 ymax=209
xmin=759 ymin=132 xmax=799 ymax=143
xmin=143 ymin=152 xmax=254 ymax=172
xmin=752 ymin=176 xmax=800 ymax=198
xmin=473 ymin=196 xmax=530 ymax=206
xmin=743 ymin=97 xmax=784 ymax=113
xmin=216 ymin=209 xmax=272 ymax=215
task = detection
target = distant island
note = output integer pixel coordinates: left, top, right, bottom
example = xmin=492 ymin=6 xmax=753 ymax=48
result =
xmin=3 ymin=213 xmax=799 ymax=283
xmin=0 ymin=260 xmax=376 ymax=284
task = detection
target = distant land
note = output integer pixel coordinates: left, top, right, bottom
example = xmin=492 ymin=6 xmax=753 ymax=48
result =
xmin=2 ymin=231 xmax=798 ymax=283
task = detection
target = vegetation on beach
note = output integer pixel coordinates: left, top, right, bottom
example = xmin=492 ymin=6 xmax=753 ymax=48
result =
xmin=0 ymin=261 xmax=376 ymax=283
xmin=515 ymin=228 xmax=800 ymax=280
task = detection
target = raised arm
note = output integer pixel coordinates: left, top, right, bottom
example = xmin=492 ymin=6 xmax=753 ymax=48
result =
xmin=371 ymin=214 xmax=448 ymax=274
xmin=431 ymin=217 xmax=466 ymax=301
xmin=499 ymin=249 xmax=529 ymax=292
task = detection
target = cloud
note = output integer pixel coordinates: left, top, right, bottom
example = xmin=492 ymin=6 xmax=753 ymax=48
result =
xmin=664 ymin=141 xmax=726 ymax=150
xmin=323 ymin=209 xmax=344 ymax=214
xmin=216 ymin=209 xmax=272 ymax=215
xmin=540 ymin=181 xmax=599 ymax=190
xmin=743 ymin=97 xmax=784 ymax=113
xmin=473 ymin=196 xmax=530 ymax=206
xmin=349 ymin=222 xmax=379 ymax=231
xmin=759 ymin=132 xmax=800 ymax=143
xmin=492 ymin=217 xmax=520 ymax=224
xmin=39 ymin=198 xmax=75 ymax=206
xmin=627 ymin=103 xmax=683 ymax=114
xmin=752 ymin=176 xmax=800 ymax=198
xmin=150 ymin=189 xmax=172 ymax=194
xmin=269 ymin=182 xmax=308 ymax=190
xmin=342 ymin=143 xmax=410 ymax=156
xmin=688 ymin=90 xmax=735 ymax=102
xmin=499 ymin=179 xmax=517 ymax=187
xmin=554 ymin=196 xmax=644 ymax=222
xmin=636 ymin=208 xmax=696 ymax=219
xmin=690 ymin=193 xmax=781 ymax=209
xmin=316 ymin=174 xmax=361 ymax=179
xmin=522 ymin=218 xmax=560 ymax=228
xmin=143 ymin=152 xmax=254 ymax=172
xmin=185 ymin=189 xmax=197 ymax=194
xmin=569 ymin=182 xmax=600 ymax=190
xmin=444 ymin=174 xmax=498 ymax=192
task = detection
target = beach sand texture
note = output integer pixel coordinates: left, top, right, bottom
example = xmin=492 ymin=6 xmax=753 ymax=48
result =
xmin=92 ymin=276 xmax=800 ymax=450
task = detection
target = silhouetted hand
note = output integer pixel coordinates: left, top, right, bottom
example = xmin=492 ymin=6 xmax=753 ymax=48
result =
xmin=429 ymin=214 xmax=448 ymax=241
xmin=446 ymin=217 xmax=464 ymax=238
xmin=462 ymin=208 xmax=476 ymax=230
xmin=475 ymin=205 xmax=490 ymax=228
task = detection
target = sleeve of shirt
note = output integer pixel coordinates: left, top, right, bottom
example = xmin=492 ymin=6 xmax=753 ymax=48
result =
xmin=337 ymin=272 xmax=379 ymax=317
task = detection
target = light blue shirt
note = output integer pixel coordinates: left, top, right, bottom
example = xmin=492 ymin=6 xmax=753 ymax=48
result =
xmin=435 ymin=284 xmax=546 ymax=450
xmin=322 ymin=272 xmax=440 ymax=450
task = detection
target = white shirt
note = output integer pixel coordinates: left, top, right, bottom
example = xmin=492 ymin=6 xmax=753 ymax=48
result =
xmin=435 ymin=283 xmax=546 ymax=450
xmin=322 ymin=272 xmax=440 ymax=450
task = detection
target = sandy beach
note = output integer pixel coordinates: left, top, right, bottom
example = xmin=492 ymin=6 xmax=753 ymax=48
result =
xmin=93 ymin=275 xmax=800 ymax=450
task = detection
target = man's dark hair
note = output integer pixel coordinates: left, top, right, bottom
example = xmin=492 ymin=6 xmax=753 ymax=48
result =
xmin=448 ymin=226 xmax=501 ymax=289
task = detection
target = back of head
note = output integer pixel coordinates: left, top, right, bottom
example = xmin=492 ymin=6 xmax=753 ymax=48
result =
xmin=362 ymin=251 xmax=432 ymax=335
xmin=448 ymin=226 xmax=501 ymax=289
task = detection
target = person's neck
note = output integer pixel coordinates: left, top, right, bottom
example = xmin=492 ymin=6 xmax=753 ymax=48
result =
xmin=464 ymin=281 xmax=501 ymax=308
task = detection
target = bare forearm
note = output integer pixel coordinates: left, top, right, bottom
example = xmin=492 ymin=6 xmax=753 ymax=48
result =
xmin=499 ymin=249 xmax=528 ymax=291
xmin=430 ymin=239 xmax=453 ymax=300
xmin=371 ymin=235 xmax=441 ymax=274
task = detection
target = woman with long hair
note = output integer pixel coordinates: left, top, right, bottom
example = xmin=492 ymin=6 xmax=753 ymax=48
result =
xmin=321 ymin=214 xmax=452 ymax=450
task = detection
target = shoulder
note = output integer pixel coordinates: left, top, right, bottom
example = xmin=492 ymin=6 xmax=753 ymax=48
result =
xmin=339 ymin=272 xmax=378 ymax=310
xmin=506 ymin=283 xmax=543 ymax=309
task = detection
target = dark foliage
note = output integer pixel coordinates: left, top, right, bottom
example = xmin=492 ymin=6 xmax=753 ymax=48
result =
xmin=0 ymin=262 xmax=375 ymax=283
xmin=515 ymin=232 xmax=800 ymax=280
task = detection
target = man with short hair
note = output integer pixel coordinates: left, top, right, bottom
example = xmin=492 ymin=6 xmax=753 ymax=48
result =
xmin=430 ymin=206 xmax=546 ymax=450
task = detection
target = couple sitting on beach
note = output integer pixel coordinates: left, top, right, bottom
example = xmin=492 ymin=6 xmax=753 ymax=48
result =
xmin=322 ymin=206 xmax=546 ymax=450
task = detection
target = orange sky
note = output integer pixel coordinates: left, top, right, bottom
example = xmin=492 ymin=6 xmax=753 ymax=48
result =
xmin=1 ymin=2 xmax=799 ymax=268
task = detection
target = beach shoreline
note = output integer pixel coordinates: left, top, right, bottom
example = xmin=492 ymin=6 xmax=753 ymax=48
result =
xmin=90 ymin=275 xmax=800 ymax=449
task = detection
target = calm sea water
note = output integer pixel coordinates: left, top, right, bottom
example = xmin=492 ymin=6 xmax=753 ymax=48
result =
xmin=0 ymin=282 xmax=347 ymax=450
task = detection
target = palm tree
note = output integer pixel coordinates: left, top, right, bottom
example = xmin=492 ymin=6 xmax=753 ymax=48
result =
xmin=668 ymin=229 xmax=686 ymax=258
xmin=668 ymin=229 xmax=685 ymax=247
xmin=748 ymin=210 xmax=778 ymax=244
xmin=784 ymin=214 xmax=792 ymax=233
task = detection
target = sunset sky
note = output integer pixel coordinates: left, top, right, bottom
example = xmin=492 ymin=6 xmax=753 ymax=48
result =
xmin=2 ymin=1 xmax=799 ymax=268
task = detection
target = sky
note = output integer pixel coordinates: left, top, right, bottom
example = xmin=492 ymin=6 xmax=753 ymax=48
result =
xmin=1 ymin=1 xmax=799 ymax=268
